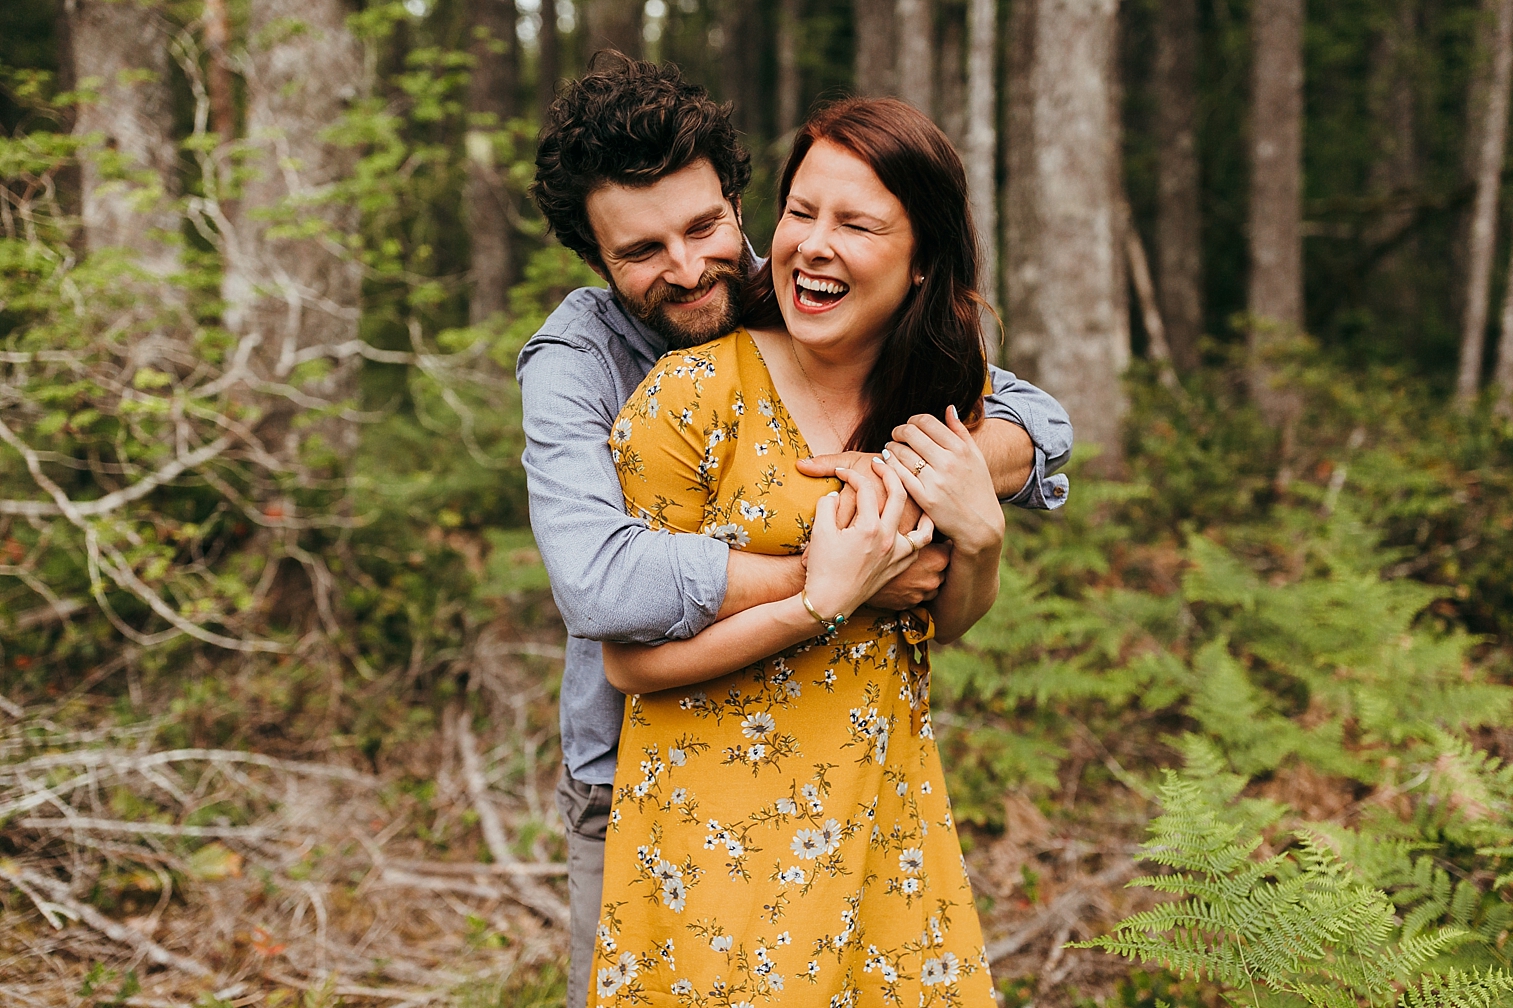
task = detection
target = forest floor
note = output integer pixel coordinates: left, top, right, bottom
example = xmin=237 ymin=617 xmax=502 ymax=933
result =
xmin=0 ymin=578 xmax=1185 ymax=1008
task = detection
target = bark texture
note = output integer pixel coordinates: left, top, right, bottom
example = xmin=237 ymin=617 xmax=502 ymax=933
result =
xmin=538 ymin=0 xmax=561 ymax=123
xmin=855 ymin=0 xmax=898 ymax=96
xmin=777 ymin=0 xmax=802 ymax=135
xmin=1002 ymin=0 xmax=1044 ymax=373
xmin=582 ymin=0 xmax=642 ymax=60
xmin=1153 ymin=0 xmax=1203 ymax=373
xmin=720 ymin=0 xmax=760 ymax=135
xmin=1247 ymin=0 xmax=1305 ymax=426
xmin=465 ymin=0 xmax=520 ymax=325
xmin=1457 ymin=0 xmax=1513 ymax=405
xmin=222 ymin=0 xmax=366 ymax=459
xmin=896 ymin=0 xmax=936 ymax=112
xmin=965 ymin=0 xmax=998 ymax=317
xmin=1008 ymin=0 xmax=1128 ymax=472
xmin=65 ymin=0 xmax=179 ymax=274
xmin=938 ymin=12 xmax=967 ymax=149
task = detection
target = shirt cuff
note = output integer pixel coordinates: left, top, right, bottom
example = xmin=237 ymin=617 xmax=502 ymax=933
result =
xmin=1002 ymin=446 xmax=1070 ymax=510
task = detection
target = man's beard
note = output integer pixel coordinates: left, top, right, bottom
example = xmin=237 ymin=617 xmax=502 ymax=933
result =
xmin=612 ymin=246 xmax=750 ymax=349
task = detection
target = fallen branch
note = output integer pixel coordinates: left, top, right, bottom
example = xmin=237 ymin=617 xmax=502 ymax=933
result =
xmin=17 ymin=816 xmax=274 ymax=840
xmin=985 ymin=859 xmax=1136 ymax=964
xmin=453 ymin=708 xmax=569 ymax=928
xmin=0 ymin=862 xmax=215 ymax=978
xmin=383 ymin=857 xmax=569 ymax=877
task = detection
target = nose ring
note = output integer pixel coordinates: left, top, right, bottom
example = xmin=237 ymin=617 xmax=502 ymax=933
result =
xmin=797 ymin=242 xmax=805 ymax=254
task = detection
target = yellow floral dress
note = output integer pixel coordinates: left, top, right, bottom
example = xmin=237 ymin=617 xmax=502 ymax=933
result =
xmin=593 ymin=330 xmax=994 ymax=1008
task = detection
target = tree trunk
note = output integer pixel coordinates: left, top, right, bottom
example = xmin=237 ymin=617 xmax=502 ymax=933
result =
xmin=1493 ymin=252 xmax=1513 ymax=416
xmin=855 ymin=0 xmax=897 ymax=97
xmin=965 ymin=0 xmax=998 ymax=319
xmin=1457 ymin=0 xmax=1513 ymax=405
xmin=538 ymin=0 xmax=560 ymax=122
xmin=65 ymin=0 xmax=180 ymax=274
xmin=205 ymin=0 xmax=235 ymax=140
xmin=1247 ymin=0 xmax=1305 ymax=426
xmin=1153 ymin=0 xmax=1202 ymax=373
xmin=222 ymin=0 xmax=366 ymax=460
xmin=720 ymin=0 xmax=760 ymax=135
xmin=776 ymin=0 xmax=802 ymax=136
xmin=938 ymin=10 xmax=967 ymax=149
xmin=896 ymin=0 xmax=936 ymax=112
xmin=1002 ymin=0 xmax=1044 ymax=374
xmin=1028 ymin=0 xmax=1128 ymax=473
xmin=466 ymin=0 xmax=519 ymax=325
xmin=582 ymin=0 xmax=642 ymax=60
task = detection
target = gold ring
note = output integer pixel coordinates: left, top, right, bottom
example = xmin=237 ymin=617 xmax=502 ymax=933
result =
xmin=909 ymin=533 xmax=926 ymax=553
xmin=911 ymin=461 xmax=926 ymax=476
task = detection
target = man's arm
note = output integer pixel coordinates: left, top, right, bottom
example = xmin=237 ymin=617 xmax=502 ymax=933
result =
xmin=980 ymin=362 xmax=1074 ymax=509
xmin=520 ymin=338 xmax=733 ymax=643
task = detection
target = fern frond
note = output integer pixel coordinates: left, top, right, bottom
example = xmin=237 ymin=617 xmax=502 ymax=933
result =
xmin=1398 ymin=967 xmax=1513 ymax=1008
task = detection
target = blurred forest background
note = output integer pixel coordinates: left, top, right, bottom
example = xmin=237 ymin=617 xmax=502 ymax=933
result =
xmin=5 ymin=0 xmax=1513 ymax=1005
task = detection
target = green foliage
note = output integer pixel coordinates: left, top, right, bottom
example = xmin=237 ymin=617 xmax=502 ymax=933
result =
xmin=1079 ymin=763 xmax=1513 ymax=1008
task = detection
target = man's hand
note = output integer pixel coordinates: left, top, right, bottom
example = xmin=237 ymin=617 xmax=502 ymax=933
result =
xmin=868 ymin=543 xmax=950 ymax=610
xmin=796 ymin=451 xmax=924 ymax=529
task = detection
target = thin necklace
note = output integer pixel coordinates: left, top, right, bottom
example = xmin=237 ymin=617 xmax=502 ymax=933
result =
xmin=789 ymin=339 xmax=850 ymax=452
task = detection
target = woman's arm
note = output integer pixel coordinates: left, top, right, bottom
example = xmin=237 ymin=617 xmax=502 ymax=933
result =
xmin=880 ymin=405 xmax=1005 ymax=644
xmin=604 ymin=469 xmax=927 ymax=694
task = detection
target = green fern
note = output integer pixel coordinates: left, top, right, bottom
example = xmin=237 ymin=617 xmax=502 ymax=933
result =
xmin=1078 ymin=769 xmax=1513 ymax=1007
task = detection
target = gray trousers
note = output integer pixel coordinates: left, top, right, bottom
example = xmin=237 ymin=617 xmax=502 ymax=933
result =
xmin=555 ymin=769 xmax=613 ymax=1008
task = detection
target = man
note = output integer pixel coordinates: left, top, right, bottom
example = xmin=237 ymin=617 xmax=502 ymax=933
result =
xmin=519 ymin=54 xmax=1072 ymax=1008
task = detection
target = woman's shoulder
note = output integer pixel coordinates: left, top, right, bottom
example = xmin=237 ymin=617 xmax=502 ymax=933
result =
xmin=618 ymin=330 xmax=750 ymax=428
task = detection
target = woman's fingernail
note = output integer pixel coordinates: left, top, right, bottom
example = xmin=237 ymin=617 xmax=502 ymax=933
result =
xmin=827 ymin=491 xmax=839 ymax=497
xmin=881 ymin=449 xmax=892 ymax=460
xmin=948 ymin=404 xmax=958 ymax=419
xmin=873 ymin=457 xmax=885 ymax=465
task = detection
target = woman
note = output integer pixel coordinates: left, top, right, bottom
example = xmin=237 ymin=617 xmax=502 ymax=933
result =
xmin=592 ymin=98 xmax=1004 ymax=1008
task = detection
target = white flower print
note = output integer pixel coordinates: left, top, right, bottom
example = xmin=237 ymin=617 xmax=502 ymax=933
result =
xmin=801 ymin=783 xmax=823 ymax=813
xmin=741 ymin=711 xmax=776 ymax=739
xmin=775 ymin=797 xmax=798 ymax=815
xmin=901 ymin=877 xmax=920 ymax=894
xmin=806 ymin=960 xmax=821 ymax=978
xmin=777 ymin=931 xmax=791 ymax=945
xmin=747 ymin=743 xmax=766 ymax=761
xmin=778 ymin=866 xmax=807 ymax=884
xmin=707 ymin=523 xmax=751 ymax=547
xmin=817 ymin=818 xmax=843 ymax=854
xmin=671 ymin=787 xmax=688 ymax=804
xmin=661 ymin=877 xmax=687 ymax=911
xmin=595 ymin=968 xmax=622 ymax=998
xmin=920 ymin=958 xmax=945 ymax=986
xmin=652 ymin=859 xmax=682 ymax=885
xmin=711 ymin=934 xmax=734 ymax=952
xmin=791 ymin=829 xmax=824 ymax=859
xmin=597 ymin=923 xmax=616 ymax=952
xmin=920 ymin=780 xmax=932 ymax=794
xmin=669 ymin=747 xmax=687 ymax=766
xmin=896 ymin=780 xmax=909 ymax=796
xmin=899 ymin=848 xmax=924 ymax=874
xmin=670 ymin=979 xmax=693 ymax=995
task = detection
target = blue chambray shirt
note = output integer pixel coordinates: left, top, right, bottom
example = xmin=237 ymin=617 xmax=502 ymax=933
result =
xmin=517 ymin=286 xmax=1073 ymax=785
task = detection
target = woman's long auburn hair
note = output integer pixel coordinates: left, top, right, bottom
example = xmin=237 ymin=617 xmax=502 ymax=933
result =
xmin=742 ymin=97 xmax=989 ymax=453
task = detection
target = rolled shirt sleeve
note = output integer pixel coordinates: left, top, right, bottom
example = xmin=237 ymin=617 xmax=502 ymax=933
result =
xmin=982 ymin=362 xmax=1074 ymax=510
xmin=519 ymin=337 xmax=729 ymax=644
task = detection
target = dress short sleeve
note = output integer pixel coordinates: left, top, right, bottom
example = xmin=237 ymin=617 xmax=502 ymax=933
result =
xmin=610 ymin=341 xmax=738 ymax=537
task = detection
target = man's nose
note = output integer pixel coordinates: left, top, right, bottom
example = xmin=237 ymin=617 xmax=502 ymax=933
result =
xmin=662 ymin=240 xmax=705 ymax=289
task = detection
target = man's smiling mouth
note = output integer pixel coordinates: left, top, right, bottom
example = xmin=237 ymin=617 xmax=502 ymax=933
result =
xmin=794 ymin=272 xmax=849 ymax=309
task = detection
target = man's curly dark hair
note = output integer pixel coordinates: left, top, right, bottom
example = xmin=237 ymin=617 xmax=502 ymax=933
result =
xmin=532 ymin=52 xmax=752 ymax=270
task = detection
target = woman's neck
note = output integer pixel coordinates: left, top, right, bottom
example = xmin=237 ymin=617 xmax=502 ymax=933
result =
xmin=747 ymin=328 xmax=879 ymax=455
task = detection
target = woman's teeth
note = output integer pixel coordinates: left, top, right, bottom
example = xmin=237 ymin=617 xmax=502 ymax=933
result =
xmin=795 ymin=274 xmax=848 ymax=307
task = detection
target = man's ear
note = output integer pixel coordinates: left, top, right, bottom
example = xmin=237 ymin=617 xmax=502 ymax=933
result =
xmin=588 ymin=258 xmax=609 ymax=283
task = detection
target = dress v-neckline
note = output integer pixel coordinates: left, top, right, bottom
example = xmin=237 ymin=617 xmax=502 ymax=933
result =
xmin=743 ymin=328 xmax=845 ymax=460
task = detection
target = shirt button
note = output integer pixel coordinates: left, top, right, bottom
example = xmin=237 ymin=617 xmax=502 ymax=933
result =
xmin=1051 ymin=485 xmax=1066 ymax=498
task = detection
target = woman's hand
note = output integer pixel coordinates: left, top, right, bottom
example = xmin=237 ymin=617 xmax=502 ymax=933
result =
xmin=882 ymin=405 xmax=1005 ymax=558
xmin=802 ymin=461 xmax=933 ymax=621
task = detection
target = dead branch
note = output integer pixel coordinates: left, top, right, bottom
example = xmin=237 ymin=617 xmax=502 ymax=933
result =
xmin=383 ymin=857 xmax=568 ymax=877
xmin=984 ymin=859 xmax=1136 ymax=964
xmin=453 ymin=708 xmax=570 ymax=928
xmin=17 ymin=816 xmax=274 ymax=840
xmin=0 ymin=863 xmax=215 ymax=978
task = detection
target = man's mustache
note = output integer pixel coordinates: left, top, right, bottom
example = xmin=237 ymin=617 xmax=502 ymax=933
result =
xmin=640 ymin=260 xmax=744 ymax=314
